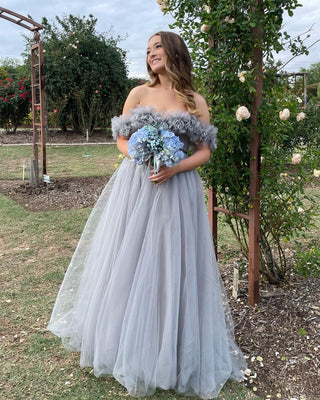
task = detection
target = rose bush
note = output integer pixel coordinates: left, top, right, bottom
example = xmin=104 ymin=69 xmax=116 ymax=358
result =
xmin=0 ymin=76 xmax=31 ymax=134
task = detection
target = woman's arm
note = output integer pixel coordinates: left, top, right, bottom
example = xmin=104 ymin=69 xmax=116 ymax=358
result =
xmin=116 ymin=85 xmax=145 ymax=157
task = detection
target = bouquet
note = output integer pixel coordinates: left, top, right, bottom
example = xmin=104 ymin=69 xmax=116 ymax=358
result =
xmin=128 ymin=125 xmax=186 ymax=174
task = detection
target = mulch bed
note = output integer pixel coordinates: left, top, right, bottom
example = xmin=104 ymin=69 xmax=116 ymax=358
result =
xmin=0 ymin=177 xmax=110 ymax=212
xmin=1 ymin=130 xmax=319 ymax=400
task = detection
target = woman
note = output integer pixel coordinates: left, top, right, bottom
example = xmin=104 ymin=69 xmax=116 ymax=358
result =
xmin=48 ymin=31 xmax=246 ymax=399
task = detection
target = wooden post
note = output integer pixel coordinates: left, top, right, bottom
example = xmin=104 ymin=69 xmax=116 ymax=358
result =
xmin=303 ymin=72 xmax=307 ymax=106
xmin=0 ymin=8 xmax=44 ymax=184
xmin=248 ymin=0 xmax=263 ymax=306
xmin=31 ymin=39 xmax=46 ymax=184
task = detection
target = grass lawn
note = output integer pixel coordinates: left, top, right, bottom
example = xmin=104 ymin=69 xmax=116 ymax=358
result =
xmin=0 ymin=144 xmax=120 ymax=179
xmin=0 ymin=144 xmax=261 ymax=400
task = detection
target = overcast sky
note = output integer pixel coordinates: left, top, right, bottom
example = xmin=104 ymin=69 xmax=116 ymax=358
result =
xmin=0 ymin=0 xmax=319 ymax=77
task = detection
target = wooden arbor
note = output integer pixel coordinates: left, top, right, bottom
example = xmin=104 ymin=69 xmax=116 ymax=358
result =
xmin=276 ymin=72 xmax=308 ymax=106
xmin=0 ymin=7 xmax=46 ymax=183
xmin=208 ymin=0 xmax=263 ymax=306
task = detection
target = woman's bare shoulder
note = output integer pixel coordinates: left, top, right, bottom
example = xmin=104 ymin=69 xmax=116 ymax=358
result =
xmin=122 ymin=84 xmax=148 ymax=114
xmin=193 ymin=92 xmax=210 ymax=123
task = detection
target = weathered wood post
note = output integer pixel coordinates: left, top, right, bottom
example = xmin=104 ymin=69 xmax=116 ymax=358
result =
xmin=248 ymin=0 xmax=263 ymax=306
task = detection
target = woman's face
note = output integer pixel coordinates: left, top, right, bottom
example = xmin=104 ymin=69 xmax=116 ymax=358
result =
xmin=147 ymin=35 xmax=167 ymax=74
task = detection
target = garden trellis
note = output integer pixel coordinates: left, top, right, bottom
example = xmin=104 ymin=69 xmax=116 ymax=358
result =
xmin=207 ymin=0 xmax=263 ymax=306
xmin=0 ymin=7 xmax=46 ymax=185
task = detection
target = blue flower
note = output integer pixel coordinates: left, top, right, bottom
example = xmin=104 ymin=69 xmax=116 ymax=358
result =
xmin=128 ymin=125 xmax=186 ymax=173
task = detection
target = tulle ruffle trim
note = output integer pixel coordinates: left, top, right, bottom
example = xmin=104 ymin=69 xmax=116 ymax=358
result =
xmin=111 ymin=105 xmax=218 ymax=150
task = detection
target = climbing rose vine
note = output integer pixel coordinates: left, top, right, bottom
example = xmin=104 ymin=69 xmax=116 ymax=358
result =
xmin=158 ymin=0 xmax=319 ymax=282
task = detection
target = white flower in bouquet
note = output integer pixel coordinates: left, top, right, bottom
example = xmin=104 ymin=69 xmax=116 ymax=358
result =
xmin=296 ymin=112 xmax=306 ymax=121
xmin=236 ymin=106 xmax=251 ymax=121
xmin=279 ymin=108 xmax=290 ymax=121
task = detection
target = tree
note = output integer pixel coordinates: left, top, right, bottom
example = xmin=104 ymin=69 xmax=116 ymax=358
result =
xmin=0 ymin=58 xmax=29 ymax=79
xmin=0 ymin=66 xmax=9 ymax=81
xmin=37 ymin=14 xmax=129 ymax=134
xmin=300 ymin=61 xmax=320 ymax=98
xmin=301 ymin=61 xmax=320 ymax=85
xmin=159 ymin=0 xmax=319 ymax=282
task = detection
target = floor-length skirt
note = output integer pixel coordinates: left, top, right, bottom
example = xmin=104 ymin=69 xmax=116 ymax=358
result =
xmin=47 ymin=158 xmax=246 ymax=399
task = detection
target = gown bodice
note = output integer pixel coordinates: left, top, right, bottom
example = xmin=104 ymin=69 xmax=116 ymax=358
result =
xmin=111 ymin=106 xmax=218 ymax=153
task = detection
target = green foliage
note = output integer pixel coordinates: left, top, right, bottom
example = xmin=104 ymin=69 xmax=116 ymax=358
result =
xmin=164 ymin=0 xmax=319 ymax=282
xmin=290 ymin=98 xmax=320 ymax=150
xmin=0 ymin=57 xmax=29 ymax=78
xmin=301 ymin=61 xmax=320 ymax=85
xmin=294 ymin=239 xmax=320 ymax=277
xmin=127 ymin=77 xmax=148 ymax=91
xmin=0 ymin=66 xmax=9 ymax=80
xmin=0 ymin=76 xmax=31 ymax=133
xmin=38 ymin=14 xmax=129 ymax=134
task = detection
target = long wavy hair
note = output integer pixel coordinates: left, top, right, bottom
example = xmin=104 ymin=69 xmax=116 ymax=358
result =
xmin=146 ymin=31 xmax=199 ymax=115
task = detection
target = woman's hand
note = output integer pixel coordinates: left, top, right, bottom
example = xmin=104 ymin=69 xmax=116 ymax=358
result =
xmin=148 ymin=144 xmax=211 ymax=185
xmin=149 ymin=165 xmax=179 ymax=185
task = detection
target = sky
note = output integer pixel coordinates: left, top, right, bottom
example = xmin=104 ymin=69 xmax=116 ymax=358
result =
xmin=0 ymin=0 xmax=319 ymax=77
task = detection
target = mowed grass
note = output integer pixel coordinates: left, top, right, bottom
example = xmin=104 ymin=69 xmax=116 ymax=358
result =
xmin=0 ymin=144 xmax=119 ymax=179
xmin=0 ymin=146 xmax=261 ymax=399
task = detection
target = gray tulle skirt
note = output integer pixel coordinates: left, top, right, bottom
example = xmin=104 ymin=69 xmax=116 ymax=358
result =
xmin=47 ymin=158 xmax=246 ymax=399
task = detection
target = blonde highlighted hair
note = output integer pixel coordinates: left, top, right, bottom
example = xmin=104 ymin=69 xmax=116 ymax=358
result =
xmin=146 ymin=31 xmax=199 ymax=116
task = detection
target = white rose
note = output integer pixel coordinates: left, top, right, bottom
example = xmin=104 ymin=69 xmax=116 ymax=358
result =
xmin=296 ymin=112 xmax=306 ymax=121
xmin=313 ymin=169 xmax=320 ymax=178
xmin=201 ymin=24 xmax=210 ymax=33
xmin=279 ymin=108 xmax=290 ymax=121
xmin=296 ymin=97 xmax=303 ymax=104
xmin=238 ymin=71 xmax=247 ymax=83
xmin=291 ymin=153 xmax=301 ymax=164
xmin=159 ymin=4 xmax=167 ymax=12
xmin=225 ymin=16 xmax=235 ymax=24
xmin=236 ymin=106 xmax=251 ymax=121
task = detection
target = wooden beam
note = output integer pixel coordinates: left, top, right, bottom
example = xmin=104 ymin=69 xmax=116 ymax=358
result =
xmin=0 ymin=7 xmax=43 ymax=31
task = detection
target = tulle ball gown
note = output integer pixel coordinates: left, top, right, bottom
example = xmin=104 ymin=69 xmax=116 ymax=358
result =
xmin=47 ymin=106 xmax=246 ymax=399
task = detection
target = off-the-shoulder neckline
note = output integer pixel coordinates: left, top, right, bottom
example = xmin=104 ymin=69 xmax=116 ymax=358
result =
xmin=126 ymin=105 xmax=201 ymax=121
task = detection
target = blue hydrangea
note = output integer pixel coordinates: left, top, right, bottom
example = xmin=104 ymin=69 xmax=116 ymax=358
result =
xmin=128 ymin=125 xmax=186 ymax=171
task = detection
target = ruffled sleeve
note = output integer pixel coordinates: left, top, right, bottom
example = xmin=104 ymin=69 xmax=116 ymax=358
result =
xmin=111 ymin=106 xmax=218 ymax=151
